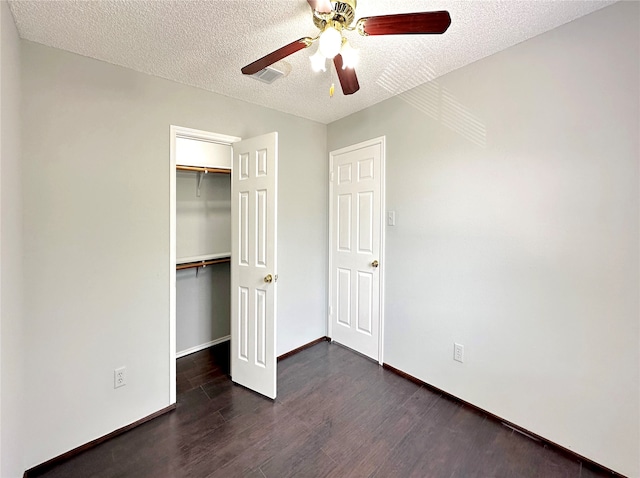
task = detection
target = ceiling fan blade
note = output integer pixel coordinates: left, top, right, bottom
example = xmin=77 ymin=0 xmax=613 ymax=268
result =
xmin=357 ymin=11 xmax=451 ymax=36
xmin=241 ymin=37 xmax=313 ymax=76
xmin=307 ymin=0 xmax=332 ymax=13
xmin=333 ymin=54 xmax=360 ymax=95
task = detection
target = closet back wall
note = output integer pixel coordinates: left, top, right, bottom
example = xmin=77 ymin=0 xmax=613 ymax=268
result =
xmin=176 ymin=172 xmax=230 ymax=259
xmin=21 ymin=40 xmax=327 ymax=469
xmin=176 ymin=265 xmax=230 ymax=355
xmin=176 ymin=170 xmax=231 ymax=355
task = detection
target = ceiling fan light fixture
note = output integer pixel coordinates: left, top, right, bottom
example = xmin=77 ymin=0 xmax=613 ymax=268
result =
xmin=310 ymin=49 xmax=327 ymax=72
xmin=340 ymin=39 xmax=358 ymax=69
xmin=318 ymin=24 xmax=342 ymax=59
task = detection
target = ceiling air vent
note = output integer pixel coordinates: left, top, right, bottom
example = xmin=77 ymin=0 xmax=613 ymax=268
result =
xmin=251 ymin=66 xmax=285 ymax=84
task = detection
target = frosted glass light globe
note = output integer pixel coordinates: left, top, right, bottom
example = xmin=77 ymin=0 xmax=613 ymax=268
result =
xmin=319 ymin=26 xmax=342 ymax=59
xmin=340 ymin=40 xmax=358 ymax=69
xmin=310 ymin=50 xmax=327 ymax=72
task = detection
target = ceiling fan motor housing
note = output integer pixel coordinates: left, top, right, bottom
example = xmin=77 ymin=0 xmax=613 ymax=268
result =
xmin=313 ymin=0 xmax=356 ymax=29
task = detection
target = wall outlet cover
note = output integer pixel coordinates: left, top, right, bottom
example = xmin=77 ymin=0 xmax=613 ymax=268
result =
xmin=454 ymin=343 xmax=464 ymax=363
xmin=114 ymin=366 xmax=126 ymax=388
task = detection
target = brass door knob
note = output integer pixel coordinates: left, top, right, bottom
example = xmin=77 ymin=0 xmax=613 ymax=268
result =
xmin=371 ymin=260 xmax=379 ymax=268
xmin=264 ymin=274 xmax=273 ymax=283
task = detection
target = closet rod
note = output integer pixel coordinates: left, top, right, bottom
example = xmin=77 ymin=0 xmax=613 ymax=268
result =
xmin=176 ymin=257 xmax=230 ymax=271
xmin=176 ymin=165 xmax=230 ymax=174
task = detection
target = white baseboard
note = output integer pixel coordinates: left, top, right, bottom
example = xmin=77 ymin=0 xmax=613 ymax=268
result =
xmin=176 ymin=335 xmax=230 ymax=359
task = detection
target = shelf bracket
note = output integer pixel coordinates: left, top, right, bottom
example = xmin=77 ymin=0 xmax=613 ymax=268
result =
xmin=196 ymin=170 xmax=208 ymax=197
xmin=195 ymin=261 xmax=208 ymax=278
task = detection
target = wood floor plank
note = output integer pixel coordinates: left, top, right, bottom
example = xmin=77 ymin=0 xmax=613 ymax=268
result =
xmin=401 ymin=385 xmax=442 ymax=418
xmin=258 ymin=431 xmax=338 ymax=478
xmin=205 ymin=415 xmax=315 ymax=478
xmin=323 ymin=403 xmax=418 ymax=478
xmin=174 ymin=403 xmax=295 ymax=477
xmin=486 ymin=428 xmax=581 ymax=478
xmin=371 ymin=396 xmax=464 ymax=477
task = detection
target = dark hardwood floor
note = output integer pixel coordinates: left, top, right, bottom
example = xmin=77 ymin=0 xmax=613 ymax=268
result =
xmin=32 ymin=341 xmax=615 ymax=478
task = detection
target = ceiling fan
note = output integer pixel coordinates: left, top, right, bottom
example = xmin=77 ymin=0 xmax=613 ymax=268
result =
xmin=241 ymin=0 xmax=451 ymax=96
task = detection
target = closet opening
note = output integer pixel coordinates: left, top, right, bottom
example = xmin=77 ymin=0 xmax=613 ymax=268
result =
xmin=169 ymin=126 xmax=240 ymax=404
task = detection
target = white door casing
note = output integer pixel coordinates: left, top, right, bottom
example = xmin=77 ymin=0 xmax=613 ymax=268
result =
xmin=329 ymin=137 xmax=385 ymax=362
xmin=231 ymin=132 xmax=278 ymax=399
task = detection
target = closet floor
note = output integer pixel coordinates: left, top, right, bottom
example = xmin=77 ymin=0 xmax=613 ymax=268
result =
xmin=32 ymin=341 xmax=614 ymax=478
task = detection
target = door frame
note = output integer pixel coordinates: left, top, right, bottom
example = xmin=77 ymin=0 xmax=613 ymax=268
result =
xmin=328 ymin=136 xmax=386 ymax=365
xmin=169 ymin=125 xmax=240 ymax=404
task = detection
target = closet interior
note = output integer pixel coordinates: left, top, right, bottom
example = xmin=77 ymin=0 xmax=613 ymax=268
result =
xmin=175 ymin=135 xmax=232 ymax=358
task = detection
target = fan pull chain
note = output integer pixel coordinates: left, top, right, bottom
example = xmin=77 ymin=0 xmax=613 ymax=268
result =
xmin=329 ymin=63 xmax=335 ymax=97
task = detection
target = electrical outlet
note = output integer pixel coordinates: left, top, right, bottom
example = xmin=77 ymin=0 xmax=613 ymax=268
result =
xmin=114 ymin=367 xmax=126 ymax=388
xmin=454 ymin=343 xmax=464 ymax=363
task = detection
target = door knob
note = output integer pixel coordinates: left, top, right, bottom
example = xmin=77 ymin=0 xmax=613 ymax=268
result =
xmin=371 ymin=260 xmax=379 ymax=268
xmin=264 ymin=274 xmax=273 ymax=283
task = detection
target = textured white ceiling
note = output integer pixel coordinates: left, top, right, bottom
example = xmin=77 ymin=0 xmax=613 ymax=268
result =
xmin=8 ymin=0 xmax=616 ymax=124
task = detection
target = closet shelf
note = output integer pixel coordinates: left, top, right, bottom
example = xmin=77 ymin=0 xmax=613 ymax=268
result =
xmin=177 ymin=253 xmax=231 ymax=264
xmin=176 ymin=257 xmax=230 ymax=271
xmin=176 ymin=165 xmax=231 ymax=174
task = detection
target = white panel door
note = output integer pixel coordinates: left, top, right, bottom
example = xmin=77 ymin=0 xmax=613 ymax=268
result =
xmin=231 ymin=132 xmax=278 ymax=399
xmin=330 ymin=138 xmax=384 ymax=361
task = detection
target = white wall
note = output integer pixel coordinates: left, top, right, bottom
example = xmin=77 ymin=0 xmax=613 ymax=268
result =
xmin=0 ymin=1 xmax=24 ymax=476
xmin=328 ymin=3 xmax=638 ymax=476
xmin=21 ymin=40 xmax=327 ymax=468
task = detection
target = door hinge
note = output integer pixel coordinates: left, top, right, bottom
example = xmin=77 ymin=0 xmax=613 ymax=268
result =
xmin=330 ymin=171 xmax=334 ymax=182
